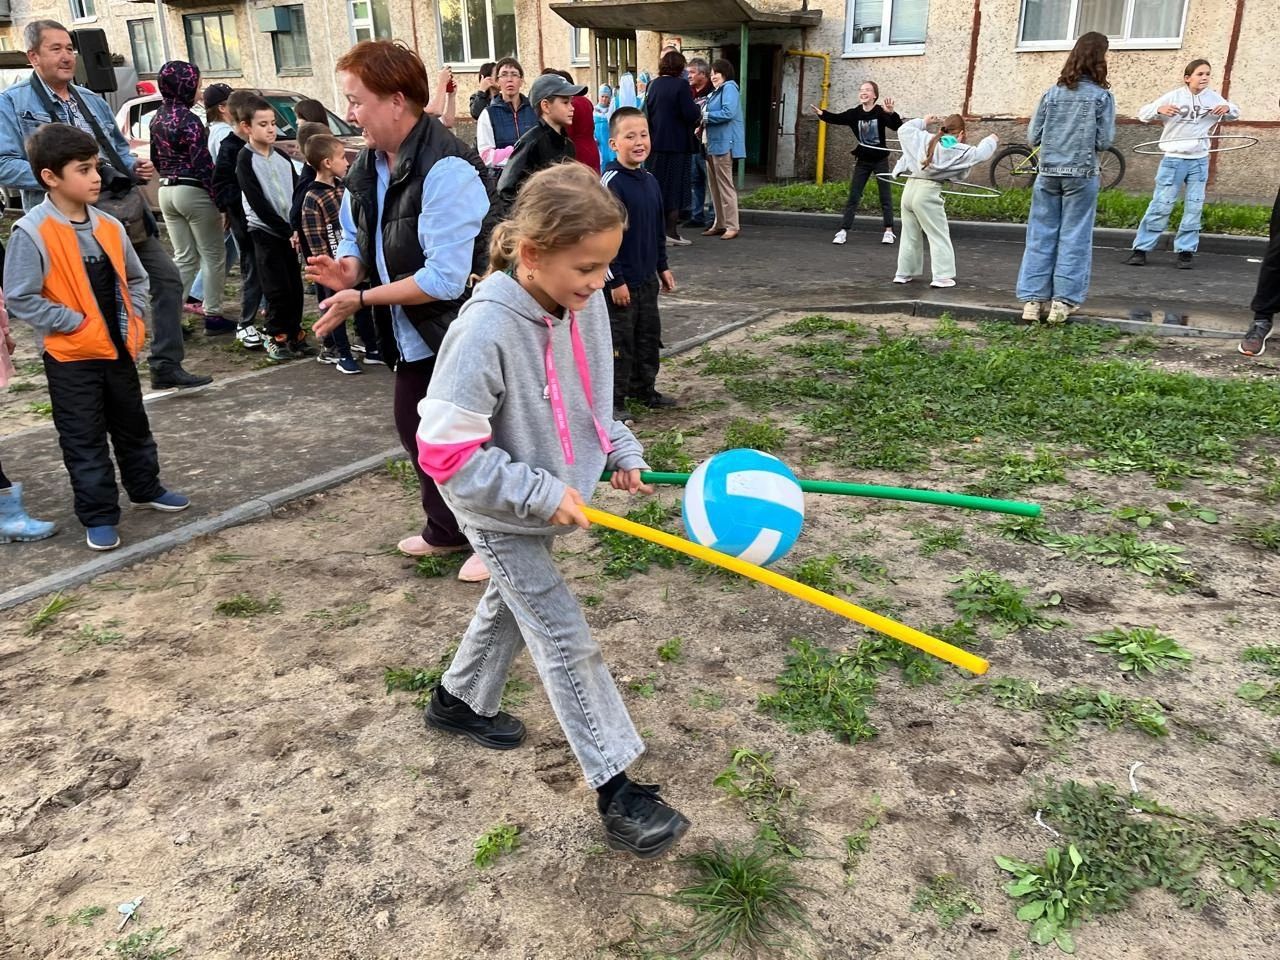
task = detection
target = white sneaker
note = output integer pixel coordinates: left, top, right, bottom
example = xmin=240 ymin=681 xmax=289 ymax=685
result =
xmin=832 ymin=229 xmax=848 ymax=245
xmin=882 ymin=228 xmax=895 ymax=245
xmin=1021 ymin=301 xmax=1045 ymax=322
xmin=236 ymin=323 xmax=264 ymax=349
xmin=458 ymin=553 xmax=490 ymax=583
xmin=930 ymin=278 xmax=957 ymax=288
xmin=1046 ymin=300 xmax=1075 ymax=325
xmin=892 ymin=275 xmax=913 ymax=284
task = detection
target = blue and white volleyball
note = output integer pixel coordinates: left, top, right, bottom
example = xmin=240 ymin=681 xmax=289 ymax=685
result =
xmin=681 ymin=449 xmax=805 ymax=566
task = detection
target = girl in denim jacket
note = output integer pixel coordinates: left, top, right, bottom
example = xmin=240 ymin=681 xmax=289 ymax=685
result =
xmin=1016 ymin=32 xmax=1116 ymax=325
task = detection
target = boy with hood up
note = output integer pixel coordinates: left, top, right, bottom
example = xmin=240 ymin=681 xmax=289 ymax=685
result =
xmin=150 ymin=60 xmax=234 ymax=335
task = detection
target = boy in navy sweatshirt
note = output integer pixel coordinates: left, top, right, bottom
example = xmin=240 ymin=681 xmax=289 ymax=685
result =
xmin=601 ymin=107 xmax=677 ymax=419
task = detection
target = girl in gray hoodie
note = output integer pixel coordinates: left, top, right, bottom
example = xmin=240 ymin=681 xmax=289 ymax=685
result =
xmin=415 ymin=163 xmax=691 ymax=860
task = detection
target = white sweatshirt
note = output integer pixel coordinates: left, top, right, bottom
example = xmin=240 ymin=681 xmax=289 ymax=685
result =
xmin=892 ymin=118 xmax=999 ymax=182
xmin=1137 ymin=87 xmax=1239 ymax=159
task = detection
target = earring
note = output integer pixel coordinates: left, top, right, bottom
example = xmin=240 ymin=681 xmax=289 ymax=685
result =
xmin=526 ymin=272 xmax=535 ymax=282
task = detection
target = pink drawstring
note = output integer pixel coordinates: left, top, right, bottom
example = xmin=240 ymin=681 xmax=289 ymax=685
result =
xmin=542 ymin=311 xmax=614 ymax=466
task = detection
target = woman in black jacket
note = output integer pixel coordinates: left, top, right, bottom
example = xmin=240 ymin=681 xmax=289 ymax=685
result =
xmin=643 ymin=50 xmax=701 ymax=245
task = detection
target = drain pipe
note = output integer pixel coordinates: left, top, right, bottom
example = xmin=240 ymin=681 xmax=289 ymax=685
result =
xmin=786 ymin=49 xmax=829 ymax=184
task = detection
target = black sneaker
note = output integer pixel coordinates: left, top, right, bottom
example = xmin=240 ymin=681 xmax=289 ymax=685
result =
xmin=1177 ymin=251 xmax=1193 ymax=269
xmin=1124 ymin=250 xmax=1147 ymax=266
xmin=1238 ymin=320 xmax=1273 ymax=357
xmin=424 ymin=686 xmax=526 ymax=750
xmin=601 ymin=781 xmax=691 ymax=860
xmin=150 ymin=366 xmax=213 ymax=390
xmin=643 ymin=392 xmax=677 ymax=409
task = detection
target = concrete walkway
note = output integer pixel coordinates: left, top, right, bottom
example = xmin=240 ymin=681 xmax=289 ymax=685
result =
xmin=2 ymin=220 xmax=1265 ymax=608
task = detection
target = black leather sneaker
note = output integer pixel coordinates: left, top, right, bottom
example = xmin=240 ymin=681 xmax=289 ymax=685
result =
xmin=1176 ymin=251 xmax=1193 ymax=269
xmin=1123 ymin=250 xmax=1147 ymax=266
xmin=424 ymin=687 xmax=526 ymax=750
xmin=150 ymin=366 xmax=213 ymax=390
xmin=601 ymin=782 xmax=691 ymax=860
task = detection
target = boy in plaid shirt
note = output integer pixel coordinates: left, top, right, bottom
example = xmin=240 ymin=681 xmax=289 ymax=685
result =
xmin=299 ymin=134 xmax=375 ymax=374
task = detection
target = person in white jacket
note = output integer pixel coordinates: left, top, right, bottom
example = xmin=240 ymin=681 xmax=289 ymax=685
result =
xmin=1125 ymin=59 xmax=1239 ymax=269
xmin=891 ymin=114 xmax=998 ymax=287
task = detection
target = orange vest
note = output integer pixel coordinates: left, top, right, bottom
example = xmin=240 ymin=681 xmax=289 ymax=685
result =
xmin=37 ymin=214 xmax=145 ymax=363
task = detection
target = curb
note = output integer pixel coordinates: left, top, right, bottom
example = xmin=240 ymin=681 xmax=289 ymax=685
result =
xmin=739 ymin=208 xmax=1267 ymax=256
xmin=0 ymin=445 xmax=404 ymax=613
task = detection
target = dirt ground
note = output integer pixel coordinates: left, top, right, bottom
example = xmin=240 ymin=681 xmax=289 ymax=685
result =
xmin=2 ymin=312 xmax=1278 ymax=960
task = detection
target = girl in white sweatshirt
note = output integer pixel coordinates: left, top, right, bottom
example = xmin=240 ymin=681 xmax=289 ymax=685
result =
xmin=1126 ymin=59 xmax=1239 ymax=269
xmin=891 ymin=114 xmax=998 ymax=287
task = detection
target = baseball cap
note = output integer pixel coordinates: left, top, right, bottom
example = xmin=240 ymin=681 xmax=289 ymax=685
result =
xmin=528 ymin=74 xmax=588 ymax=107
xmin=203 ymin=83 xmax=233 ymax=110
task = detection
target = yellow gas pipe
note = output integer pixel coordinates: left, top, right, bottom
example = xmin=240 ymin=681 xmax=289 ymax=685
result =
xmin=787 ymin=49 xmax=830 ymax=185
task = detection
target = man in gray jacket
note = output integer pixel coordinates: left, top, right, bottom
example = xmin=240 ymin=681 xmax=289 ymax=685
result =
xmin=0 ymin=20 xmax=211 ymax=390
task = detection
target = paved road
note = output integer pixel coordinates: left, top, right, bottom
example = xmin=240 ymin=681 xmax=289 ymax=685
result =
xmin=3 ymin=221 xmax=1262 ymax=606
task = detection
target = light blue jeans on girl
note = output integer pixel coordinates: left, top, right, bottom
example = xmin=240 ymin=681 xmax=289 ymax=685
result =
xmin=1016 ymin=173 xmax=1100 ymax=307
xmin=1132 ymin=155 xmax=1209 ymax=254
xmin=441 ymin=525 xmax=645 ymax=789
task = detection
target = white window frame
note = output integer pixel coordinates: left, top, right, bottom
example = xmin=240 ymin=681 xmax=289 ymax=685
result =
xmin=347 ymin=0 xmax=391 ymax=44
xmin=436 ymin=0 xmax=518 ymax=68
xmin=570 ymin=25 xmax=591 ymax=66
xmin=1016 ymin=0 xmax=1190 ymax=52
xmin=843 ymin=0 xmax=928 ymax=59
xmin=69 ymin=0 xmax=96 ymax=24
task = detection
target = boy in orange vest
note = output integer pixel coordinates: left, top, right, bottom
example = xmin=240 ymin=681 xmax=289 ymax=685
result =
xmin=3 ymin=124 xmax=190 ymax=552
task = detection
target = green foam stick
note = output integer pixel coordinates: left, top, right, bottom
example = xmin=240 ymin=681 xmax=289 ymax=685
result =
xmin=600 ymin=470 xmax=1041 ymax=517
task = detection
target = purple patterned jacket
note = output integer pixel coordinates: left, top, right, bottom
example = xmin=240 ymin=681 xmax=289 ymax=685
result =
xmin=150 ymin=61 xmax=214 ymax=195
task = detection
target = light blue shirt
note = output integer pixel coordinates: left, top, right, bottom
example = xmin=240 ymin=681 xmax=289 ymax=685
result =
xmin=337 ymin=153 xmax=488 ymax=363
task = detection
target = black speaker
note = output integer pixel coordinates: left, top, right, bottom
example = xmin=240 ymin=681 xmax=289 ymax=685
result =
xmin=72 ymin=28 xmax=117 ymax=93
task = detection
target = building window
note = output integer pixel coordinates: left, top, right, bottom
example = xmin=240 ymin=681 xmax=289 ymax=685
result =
xmin=348 ymin=0 xmax=392 ymax=43
xmin=128 ymin=18 xmax=162 ymax=76
xmin=69 ymin=0 xmax=96 ymax=22
xmin=183 ymin=12 xmax=241 ymax=77
xmin=844 ymin=0 xmax=928 ymax=56
xmin=437 ymin=0 xmax=517 ymax=65
xmin=272 ymin=6 xmax=311 ymax=74
xmin=571 ymin=26 xmax=590 ymax=65
xmin=594 ymin=32 xmax=636 ymax=89
xmin=1018 ymin=0 xmax=1188 ymax=49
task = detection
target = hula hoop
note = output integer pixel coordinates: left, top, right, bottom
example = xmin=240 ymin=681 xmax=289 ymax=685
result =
xmin=1132 ymin=134 xmax=1260 ymax=156
xmin=875 ymin=172 xmax=1003 ymax=199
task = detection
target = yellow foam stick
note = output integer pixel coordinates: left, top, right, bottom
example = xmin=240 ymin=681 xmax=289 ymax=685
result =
xmin=583 ymin=506 xmax=989 ymax=676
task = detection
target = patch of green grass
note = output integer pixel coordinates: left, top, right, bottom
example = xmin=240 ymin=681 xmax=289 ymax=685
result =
xmin=1236 ymin=681 xmax=1280 ymax=715
xmin=788 ymin=553 xmax=851 ymax=593
xmin=948 ymin=570 xmax=1064 ymax=634
xmin=969 ymin=679 xmax=1168 ymax=742
xmin=968 ymin=448 xmax=1067 ymax=496
xmin=61 ymin=621 xmax=125 ymax=654
xmin=714 ymin=749 xmax=805 ymax=857
xmin=666 ymin=844 xmax=811 ymax=959
xmin=911 ymin=874 xmax=983 ymax=928
xmin=640 ymin=430 xmax=696 ymax=473
xmin=473 ymin=824 xmax=520 ymax=868
xmin=1086 ymin=627 xmax=1192 ymax=676
xmin=25 ymin=592 xmax=79 ymax=635
xmin=1269 ymin=749 xmax=1280 ymax=767
xmin=305 ymin=601 xmax=371 ymax=629
xmin=1164 ymin=501 xmax=1219 ymax=524
xmin=696 ymin=347 xmax=769 ymax=375
xmin=414 ymin=552 xmax=466 ymax=578
xmin=778 ymin=313 xmax=864 ymax=336
xmin=841 ymin=797 xmax=882 ymax=886
xmin=213 ymin=592 xmax=282 ymax=618
xmin=385 ymin=458 xmax=420 ymax=496
xmin=689 ymin=689 xmax=724 ymax=710
xmin=1242 ymin=645 xmax=1280 ymax=676
xmin=595 ymin=500 xmax=688 ymax=579
xmin=44 ymin=905 xmax=106 ymax=927
xmin=105 ymin=926 xmax=180 ymax=959
xmin=723 ymin=417 xmax=786 ymax=454
xmin=911 ymin=523 xmax=966 ymax=556
xmin=27 ymin=400 xmax=53 ymax=417
xmin=6 ymin=380 xmax=36 ymax=393
xmin=657 ymin=636 xmax=684 ymax=663
xmin=1111 ymin=505 xmax=1161 ymax=529
xmin=1234 ymin=520 xmax=1280 ymax=552
xmin=628 ymin=674 xmax=658 ymax=698
xmin=998 ymin=521 xmax=1195 ymax=583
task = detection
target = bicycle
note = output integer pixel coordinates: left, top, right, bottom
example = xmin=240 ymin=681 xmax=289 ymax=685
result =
xmin=989 ymin=143 xmax=1126 ymax=191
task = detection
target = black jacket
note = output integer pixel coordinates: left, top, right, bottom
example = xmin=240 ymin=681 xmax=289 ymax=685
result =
xmin=469 ymin=89 xmax=493 ymax=121
xmin=818 ymin=104 xmax=904 ymax=162
xmin=496 ymin=121 xmax=575 ymax=212
xmin=211 ymin=130 xmax=245 ymax=217
xmin=289 ymin=163 xmax=316 ymax=234
xmin=235 ymin=145 xmax=298 ymax=238
xmin=644 ymin=75 xmax=700 ymax=154
xmin=345 ymin=113 xmax=492 ymax=364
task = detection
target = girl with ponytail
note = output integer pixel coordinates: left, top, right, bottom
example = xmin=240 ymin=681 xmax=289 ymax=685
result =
xmin=891 ymin=112 xmax=999 ymax=288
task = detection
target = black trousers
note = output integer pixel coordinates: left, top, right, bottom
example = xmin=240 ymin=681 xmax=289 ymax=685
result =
xmin=229 ymin=213 xmax=264 ymax=322
xmin=840 ymin=157 xmax=894 ymax=230
xmin=393 ymin=357 xmax=467 ymax=548
xmin=1250 ymin=185 xmax=1280 ymax=324
xmin=250 ymin=229 xmax=303 ymax=340
xmin=43 ymin=354 xmax=162 ymax=527
xmin=607 ymin=276 xmax=662 ymax=406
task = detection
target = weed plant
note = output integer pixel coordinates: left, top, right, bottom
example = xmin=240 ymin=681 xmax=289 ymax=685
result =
xmin=911 ymin=875 xmax=983 ymax=927
xmin=696 ymin=348 xmax=768 ymax=375
xmin=970 ymin=678 xmax=1168 ymax=741
xmin=594 ymin=500 xmax=688 ymax=578
xmin=657 ymin=637 xmax=684 ymax=663
xmin=998 ymin=520 xmax=1195 ymax=582
xmin=44 ymin=906 xmax=106 ymax=927
xmin=948 ymin=570 xmax=1064 ymax=634
xmin=105 ymin=927 xmax=180 ymax=959
xmin=723 ymin=417 xmax=787 ymax=454
xmin=1242 ymin=645 xmax=1280 ymax=675
xmin=414 ymin=553 xmax=465 ymax=578
xmin=25 ymin=592 xmax=79 ymax=635
xmin=639 ymin=430 xmax=696 ymax=473
xmin=385 ymin=458 xmax=419 ymax=496
xmin=714 ymin=749 xmax=805 ymax=857
xmin=1235 ymin=520 xmax=1280 ymax=552
xmin=911 ymin=524 xmax=966 ymax=556
xmin=789 ymin=553 xmax=851 ymax=593
xmin=213 ymin=592 xmax=282 ymax=618
xmin=841 ymin=798 xmax=882 ymax=886
xmin=1086 ymin=627 xmax=1193 ymax=675
xmin=473 ymin=824 xmax=520 ymax=868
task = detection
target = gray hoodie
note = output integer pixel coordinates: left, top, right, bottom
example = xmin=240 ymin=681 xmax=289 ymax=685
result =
xmin=893 ymin=118 xmax=998 ymax=182
xmin=417 ymin=271 xmax=648 ymax=535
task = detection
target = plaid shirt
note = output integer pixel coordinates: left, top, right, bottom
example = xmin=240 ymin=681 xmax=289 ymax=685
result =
xmin=299 ymin=178 xmax=343 ymax=261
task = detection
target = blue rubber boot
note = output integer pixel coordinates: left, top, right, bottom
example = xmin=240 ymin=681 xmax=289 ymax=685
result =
xmin=0 ymin=482 xmax=56 ymax=543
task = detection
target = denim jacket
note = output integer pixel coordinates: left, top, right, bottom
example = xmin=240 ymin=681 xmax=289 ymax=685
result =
xmin=0 ymin=76 xmax=138 ymax=209
xmin=1028 ymin=78 xmax=1116 ymax=177
xmin=704 ymin=80 xmax=746 ymax=159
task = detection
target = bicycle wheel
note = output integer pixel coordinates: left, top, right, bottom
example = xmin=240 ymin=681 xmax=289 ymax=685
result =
xmin=1098 ymin=147 xmax=1126 ymax=191
xmin=990 ymin=146 xmax=1038 ymax=190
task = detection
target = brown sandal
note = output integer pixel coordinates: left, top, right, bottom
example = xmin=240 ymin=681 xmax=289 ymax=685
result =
xmin=721 ymin=229 xmax=740 ymax=240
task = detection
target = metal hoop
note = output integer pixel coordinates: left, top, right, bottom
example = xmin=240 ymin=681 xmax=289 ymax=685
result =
xmin=875 ymin=172 xmax=1004 ymax=199
xmin=1132 ymin=133 xmax=1260 ymax=156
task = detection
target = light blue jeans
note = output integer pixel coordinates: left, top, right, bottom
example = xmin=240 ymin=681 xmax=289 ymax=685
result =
xmin=1132 ymin=155 xmax=1208 ymax=253
xmin=441 ymin=525 xmax=645 ymax=789
xmin=1016 ymin=174 xmax=1100 ymax=307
